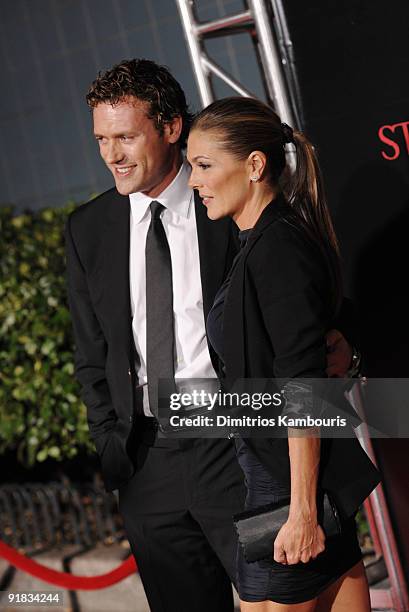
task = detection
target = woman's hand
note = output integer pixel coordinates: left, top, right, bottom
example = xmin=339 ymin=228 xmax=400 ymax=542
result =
xmin=273 ymin=516 xmax=326 ymax=565
xmin=281 ymin=431 xmax=324 ymax=564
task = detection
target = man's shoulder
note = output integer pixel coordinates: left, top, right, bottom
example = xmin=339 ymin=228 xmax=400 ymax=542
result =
xmin=67 ymin=187 xmax=127 ymax=235
xmin=69 ymin=187 xmax=121 ymax=220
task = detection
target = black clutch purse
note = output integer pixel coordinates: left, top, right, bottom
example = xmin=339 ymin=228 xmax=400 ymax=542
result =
xmin=233 ymin=492 xmax=342 ymax=563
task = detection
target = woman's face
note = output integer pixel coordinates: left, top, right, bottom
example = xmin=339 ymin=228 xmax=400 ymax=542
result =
xmin=187 ymin=129 xmax=251 ymax=221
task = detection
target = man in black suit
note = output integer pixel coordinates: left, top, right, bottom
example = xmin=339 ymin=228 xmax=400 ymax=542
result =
xmin=65 ymin=59 xmax=356 ymax=612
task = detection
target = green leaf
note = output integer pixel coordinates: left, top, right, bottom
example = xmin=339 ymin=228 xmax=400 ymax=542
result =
xmin=36 ymin=448 xmax=48 ymax=462
xmin=48 ymin=446 xmax=61 ymax=458
xmin=0 ymin=202 xmax=95 ymax=468
xmin=41 ymin=339 xmax=55 ymax=355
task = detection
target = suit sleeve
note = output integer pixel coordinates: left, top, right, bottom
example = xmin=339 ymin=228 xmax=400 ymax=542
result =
xmin=65 ymin=214 xmax=116 ymax=455
xmin=249 ymin=226 xmax=329 ymax=380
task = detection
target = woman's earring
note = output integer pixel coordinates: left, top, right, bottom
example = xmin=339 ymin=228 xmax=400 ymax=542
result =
xmin=251 ymin=176 xmax=258 ymax=182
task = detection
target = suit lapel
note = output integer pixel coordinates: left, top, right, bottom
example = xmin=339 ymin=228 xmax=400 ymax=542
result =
xmin=223 ymin=248 xmax=246 ymax=380
xmin=222 ymin=196 xmax=290 ymax=380
xmin=101 ymin=190 xmax=132 ymax=354
xmin=194 ymin=191 xmax=237 ymax=320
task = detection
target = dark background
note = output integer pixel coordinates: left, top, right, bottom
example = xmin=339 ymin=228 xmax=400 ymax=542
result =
xmin=284 ymin=0 xmax=409 ymax=376
xmin=1 ymin=0 xmax=408 ymax=584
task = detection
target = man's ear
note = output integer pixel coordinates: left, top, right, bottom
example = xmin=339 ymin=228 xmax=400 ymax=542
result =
xmin=164 ymin=116 xmax=183 ymax=144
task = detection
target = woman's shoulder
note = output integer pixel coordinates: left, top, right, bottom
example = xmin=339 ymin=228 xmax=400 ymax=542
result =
xmin=246 ymin=204 xmax=331 ymax=292
xmin=251 ymin=203 xmax=320 ymax=260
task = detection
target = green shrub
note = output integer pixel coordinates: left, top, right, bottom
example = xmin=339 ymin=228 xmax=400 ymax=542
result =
xmin=0 ymin=204 xmax=95 ymax=466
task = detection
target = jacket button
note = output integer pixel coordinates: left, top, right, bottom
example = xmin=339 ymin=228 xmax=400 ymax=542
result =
xmin=127 ymin=368 xmax=131 ymax=376
xmin=129 ymin=415 xmax=133 ymax=423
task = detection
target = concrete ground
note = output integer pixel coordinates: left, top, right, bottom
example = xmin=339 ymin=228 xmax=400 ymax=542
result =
xmin=0 ymin=544 xmax=240 ymax=611
xmin=0 ymin=546 xmax=393 ymax=612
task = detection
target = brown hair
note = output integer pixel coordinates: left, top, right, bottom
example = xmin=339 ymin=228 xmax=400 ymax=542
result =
xmin=191 ymin=97 xmax=342 ymax=313
xmin=86 ymin=59 xmax=193 ymax=147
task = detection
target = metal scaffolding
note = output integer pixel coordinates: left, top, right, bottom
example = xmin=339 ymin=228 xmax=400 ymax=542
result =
xmin=174 ymin=0 xmax=303 ymax=129
xmin=175 ymin=0 xmax=302 ymax=170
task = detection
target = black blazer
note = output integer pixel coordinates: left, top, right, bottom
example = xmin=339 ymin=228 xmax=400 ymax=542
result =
xmin=221 ymin=197 xmax=380 ymax=519
xmin=65 ymin=188 xmax=238 ymax=491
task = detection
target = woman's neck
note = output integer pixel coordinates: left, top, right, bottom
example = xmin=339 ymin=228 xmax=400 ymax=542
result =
xmin=234 ymin=187 xmax=277 ymax=230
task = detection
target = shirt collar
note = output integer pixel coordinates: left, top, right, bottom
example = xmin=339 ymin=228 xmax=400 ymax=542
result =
xmin=129 ymin=159 xmax=192 ymax=224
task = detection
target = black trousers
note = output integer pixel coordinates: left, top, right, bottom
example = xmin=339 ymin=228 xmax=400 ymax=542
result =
xmin=118 ymin=426 xmax=245 ymax=612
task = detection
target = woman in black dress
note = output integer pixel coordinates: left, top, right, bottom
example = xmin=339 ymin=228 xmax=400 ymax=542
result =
xmin=186 ymin=97 xmax=380 ymax=611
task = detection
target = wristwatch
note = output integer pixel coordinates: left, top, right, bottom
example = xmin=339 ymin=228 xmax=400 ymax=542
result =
xmin=347 ymin=346 xmax=362 ymax=378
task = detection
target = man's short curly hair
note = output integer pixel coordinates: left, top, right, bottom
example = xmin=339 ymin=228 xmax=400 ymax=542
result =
xmin=86 ymin=58 xmax=193 ymax=148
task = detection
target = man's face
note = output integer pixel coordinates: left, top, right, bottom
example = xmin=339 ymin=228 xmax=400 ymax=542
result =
xmin=93 ymin=97 xmax=181 ymax=197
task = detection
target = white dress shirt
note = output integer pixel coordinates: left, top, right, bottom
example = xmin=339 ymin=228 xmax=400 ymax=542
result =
xmin=129 ymin=160 xmax=217 ymax=416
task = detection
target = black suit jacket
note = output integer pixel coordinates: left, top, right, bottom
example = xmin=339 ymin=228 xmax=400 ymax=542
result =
xmin=221 ymin=197 xmax=380 ymax=519
xmin=65 ymin=188 xmax=238 ymax=491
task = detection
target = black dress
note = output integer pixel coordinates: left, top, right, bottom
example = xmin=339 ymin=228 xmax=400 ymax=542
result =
xmin=207 ymin=229 xmax=362 ymax=605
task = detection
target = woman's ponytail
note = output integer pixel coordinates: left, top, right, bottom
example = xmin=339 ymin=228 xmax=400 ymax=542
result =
xmin=284 ymin=129 xmax=342 ymax=314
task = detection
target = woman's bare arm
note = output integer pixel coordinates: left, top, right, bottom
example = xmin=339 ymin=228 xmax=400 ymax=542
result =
xmin=274 ymin=428 xmax=326 ymax=565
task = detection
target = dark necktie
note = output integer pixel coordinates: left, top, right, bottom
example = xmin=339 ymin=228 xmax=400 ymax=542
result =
xmin=145 ymin=201 xmax=175 ymax=416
